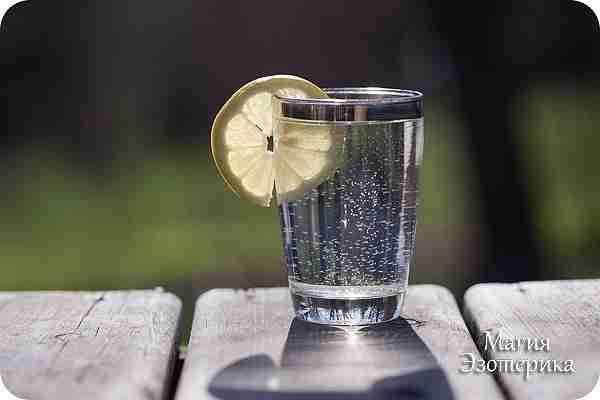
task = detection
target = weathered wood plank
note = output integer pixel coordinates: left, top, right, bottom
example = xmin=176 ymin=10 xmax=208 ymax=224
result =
xmin=176 ymin=285 xmax=504 ymax=400
xmin=404 ymin=285 xmax=505 ymax=400
xmin=464 ymin=280 xmax=600 ymax=400
xmin=0 ymin=290 xmax=181 ymax=400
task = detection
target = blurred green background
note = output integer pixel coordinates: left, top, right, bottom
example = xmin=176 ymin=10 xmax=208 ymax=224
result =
xmin=2 ymin=1 xmax=599 ymax=336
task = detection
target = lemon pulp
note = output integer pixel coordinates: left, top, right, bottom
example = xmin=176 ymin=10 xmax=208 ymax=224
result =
xmin=211 ymin=75 xmax=337 ymax=207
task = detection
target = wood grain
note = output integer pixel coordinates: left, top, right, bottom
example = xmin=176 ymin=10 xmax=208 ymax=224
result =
xmin=176 ymin=285 xmax=504 ymax=400
xmin=0 ymin=290 xmax=181 ymax=400
xmin=403 ymin=285 xmax=505 ymax=400
xmin=464 ymin=280 xmax=600 ymax=400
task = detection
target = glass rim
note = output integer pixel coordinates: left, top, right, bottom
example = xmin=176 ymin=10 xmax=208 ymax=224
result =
xmin=274 ymin=87 xmax=423 ymax=122
xmin=273 ymin=87 xmax=423 ymax=105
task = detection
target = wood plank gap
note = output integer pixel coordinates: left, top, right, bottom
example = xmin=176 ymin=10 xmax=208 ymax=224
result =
xmin=461 ymin=298 xmax=515 ymax=400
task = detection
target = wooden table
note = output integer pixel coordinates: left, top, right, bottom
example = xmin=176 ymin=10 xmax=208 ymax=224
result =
xmin=1 ymin=280 xmax=598 ymax=399
xmin=0 ymin=289 xmax=182 ymax=400
xmin=464 ymin=280 xmax=600 ymax=400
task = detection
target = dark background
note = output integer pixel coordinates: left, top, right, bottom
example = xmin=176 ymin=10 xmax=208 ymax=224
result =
xmin=1 ymin=0 xmax=599 ymax=334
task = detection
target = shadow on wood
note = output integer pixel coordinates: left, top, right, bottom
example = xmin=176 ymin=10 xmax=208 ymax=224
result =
xmin=208 ymin=318 xmax=455 ymax=400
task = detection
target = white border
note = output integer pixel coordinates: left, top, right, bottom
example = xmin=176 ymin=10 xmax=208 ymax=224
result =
xmin=578 ymin=0 xmax=600 ymax=25
xmin=0 ymin=0 xmax=598 ymax=31
xmin=0 ymin=0 xmax=23 ymax=26
xmin=0 ymin=1 xmax=597 ymax=398
xmin=576 ymin=375 xmax=600 ymax=400
xmin=0 ymin=375 xmax=26 ymax=400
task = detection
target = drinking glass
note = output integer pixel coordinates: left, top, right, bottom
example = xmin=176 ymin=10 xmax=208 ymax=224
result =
xmin=273 ymin=88 xmax=423 ymax=325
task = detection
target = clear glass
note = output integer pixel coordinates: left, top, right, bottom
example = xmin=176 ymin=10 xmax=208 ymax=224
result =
xmin=274 ymin=88 xmax=423 ymax=325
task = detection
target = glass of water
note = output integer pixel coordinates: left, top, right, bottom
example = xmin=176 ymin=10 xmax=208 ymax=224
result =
xmin=273 ymin=88 xmax=424 ymax=325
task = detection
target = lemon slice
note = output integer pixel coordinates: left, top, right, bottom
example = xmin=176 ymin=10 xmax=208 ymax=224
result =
xmin=211 ymin=75 xmax=337 ymax=207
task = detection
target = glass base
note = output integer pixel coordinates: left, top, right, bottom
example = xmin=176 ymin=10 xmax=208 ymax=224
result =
xmin=289 ymin=281 xmax=405 ymax=325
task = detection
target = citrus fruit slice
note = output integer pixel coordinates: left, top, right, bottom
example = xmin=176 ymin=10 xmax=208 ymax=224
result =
xmin=211 ymin=75 xmax=337 ymax=207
